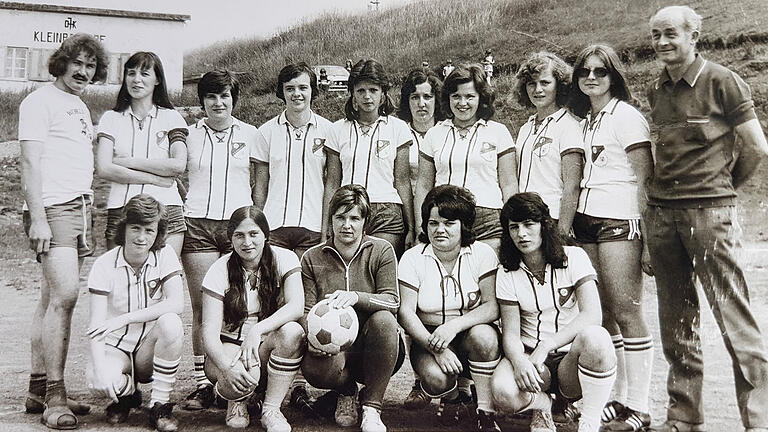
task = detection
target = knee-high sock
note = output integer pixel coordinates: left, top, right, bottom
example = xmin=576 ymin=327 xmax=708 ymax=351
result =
xmin=623 ymin=336 xmax=653 ymax=413
xmin=263 ymin=354 xmax=302 ymax=412
xmin=611 ymin=334 xmax=627 ymax=404
xmin=457 ymin=376 xmax=472 ymax=395
xmin=194 ymin=354 xmax=211 ymax=388
xmin=150 ymin=356 xmax=180 ymax=406
xmin=291 ymin=370 xmax=307 ymax=389
xmin=468 ymin=357 xmax=500 ymax=413
xmin=578 ymin=364 xmax=616 ymax=431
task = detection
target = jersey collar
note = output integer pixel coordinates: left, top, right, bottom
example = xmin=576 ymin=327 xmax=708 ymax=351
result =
xmin=113 ymin=246 xmax=159 ymax=270
xmin=124 ymin=104 xmax=159 ymax=120
xmin=441 ymin=118 xmax=487 ymax=129
xmin=278 ymin=110 xmax=317 ymax=127
xmin=194 ymin=116 xmax=243 ymax=130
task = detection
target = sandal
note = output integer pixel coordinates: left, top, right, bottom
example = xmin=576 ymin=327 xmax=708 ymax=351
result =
xmin=40 ymin=404 xmax=78 ymax=430
xmin=26 ymin=393 xmax=91 ymax=415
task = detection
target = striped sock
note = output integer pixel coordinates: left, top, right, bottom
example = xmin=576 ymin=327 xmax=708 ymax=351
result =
xmin=291 ymin=371 xmax=307 ymax=390
xmin=29 ymin=373 xmax=47 ymax=397
xmin=611 ymin=334 xmax=627 ymax=405
xmin=114 ymin=374 xmax=135 ymax=398
xmin=263 ymin=354 xmax=302 ymax=411
xmin=468 ymin=357 xmax=500 ymax=413
xmin=193 ymin=355 xmax=211 ymax=388
xmin=457 ymin=376 xmax=472 ymax=396
xmin=624 ymin=336 xmax=653 ymax=413
xmin=578 ymin=364 xmax=616 ymax=431
xmin=150 ymin=356 xmax=180 ymax=406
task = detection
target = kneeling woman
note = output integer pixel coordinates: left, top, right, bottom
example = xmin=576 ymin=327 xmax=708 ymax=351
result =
xmin=87 ymin=194 xmax=185 ymax=432
xmin=491 ymin=193 xmax=616 ymax=432
xmin=398 ymin=185 xmax=502 ymax=432
xmin=201 ymin=206 xmax=305 ymax=431
xmin=301 ymin=184 xmax=403 ymax=432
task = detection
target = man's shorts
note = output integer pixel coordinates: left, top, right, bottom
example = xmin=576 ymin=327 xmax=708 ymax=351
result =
xmin=572 ymin=212 xmax=641 ymax=243
xmin=105 ymin=204 xmax=186 ymax=243
xmin=473 ymin=206 xmax=502 ymax=241
xmin=366 ymin=202 xmax=406 ymax=236
xmin=23 ymin=195 xmax=95 ymax=260
xmin=270 ymin=227 xmax=322 ymax=254
xmin=182 ymin=218 xmax=232 ymax=254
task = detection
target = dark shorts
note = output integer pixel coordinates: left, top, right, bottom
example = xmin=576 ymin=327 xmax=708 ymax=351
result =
xmin=366 ymin=202 xmax=406 ymax=236
xmin=105 ymin=204 xmax=186 ymax=243
xmin=23 ymin=195 xmax=95 ymax=260
xmin=572 ymin=212 xmax=641 ymax=243
xmin=347 ymin=315 xmax=407 ymax=383
xmin=412 ymin=324 xmax=501 ymax=379
xmin=182 ymin=218 xmax=232 ymax=254
xmin=270 ymin=227 xmax=321 ymax=255
xmin=473 ymin=206 xmax=502 ymax=241
xmin=525 ymin=347 xmax=581 ymax=402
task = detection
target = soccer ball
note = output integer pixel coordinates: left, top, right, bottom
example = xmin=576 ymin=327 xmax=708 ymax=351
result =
xmin=306 ymin=300 xmax=359 ymax=355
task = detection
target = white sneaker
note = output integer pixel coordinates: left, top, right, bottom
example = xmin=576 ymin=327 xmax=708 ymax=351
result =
xmin=361 ymin=406 xmax=386 ymax=432
xmin=260 ymin=408 xmax=291 ymax=432
xmin=225 ymin=400 xmax=249 ymax=429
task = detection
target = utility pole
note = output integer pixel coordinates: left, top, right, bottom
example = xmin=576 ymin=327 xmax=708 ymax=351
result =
xmin=368 ymin=0 xmax=380 ymax=11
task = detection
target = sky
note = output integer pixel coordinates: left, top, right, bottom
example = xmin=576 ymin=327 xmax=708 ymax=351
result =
xmin=22 ymin=0 xmax=412 ymax=51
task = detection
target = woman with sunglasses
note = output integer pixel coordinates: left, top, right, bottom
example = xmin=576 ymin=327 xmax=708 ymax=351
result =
xmin=567 ymin=44 xmax=654 ymax=431
xmin=398 ymin=185 xmax=501 ymax=432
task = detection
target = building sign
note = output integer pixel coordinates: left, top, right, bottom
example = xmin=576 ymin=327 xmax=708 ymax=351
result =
xmin=33 ymin=16 xmax=106 ymax=44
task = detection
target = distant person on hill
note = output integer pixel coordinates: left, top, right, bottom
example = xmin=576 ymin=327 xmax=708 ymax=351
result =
xmin=318 ymin=67 xmax=330 ymax=91
xmin=345 ymin=59 xmax=353 ymax=73
xmin=422 ymin=60 xmax=430 ymax=69
xmin=482 ymin=50 xmax=494 ymax=85
xmin=567 ymin=44 xmax=655 ymax=431
xmin=415 ymin=64 xmax=518 ymax=255
xmin=18 ymin=33 xmax=108 ymax=430
xmin=442 ymin=60 xmax=455 ymax=79
xmin=327 ymin=59 xmax=416 ymax=257
xmin=180 ymin=70 xmax=265 ymax=412
xmin=645 ymin=6 xmax=768 ymax=432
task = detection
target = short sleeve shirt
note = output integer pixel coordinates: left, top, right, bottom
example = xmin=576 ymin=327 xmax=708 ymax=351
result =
xmin=87 ymin=245 xmax=183 ymax=352
xmin=185 ymin=117 xmax=261 ymax=220
xmin=495 ymin=246 xmax=596 ymax=353
xmin=202 ymin=246 xmax=300 ymax=343
xmin=516 ymin=108 xmax=583 ymax=219
xmin=255 ymin=111 xmax=335 ymax=232
xmin=407 ymin=125 xmax=429 ymax=193
xmin=18 ymin=84 xmax=94 ymax=207
xmin=421 ymin=119 xmax=515 ymax=209
xmin=327 ymin=116 xmax=412 ymax=204
xmin=577 ymin=99 xmax=650 ymax=219
xmin=97 ymin=106 xmax=188 ymax=208
xmin=398 ymin=242 xmax=498 ymax=326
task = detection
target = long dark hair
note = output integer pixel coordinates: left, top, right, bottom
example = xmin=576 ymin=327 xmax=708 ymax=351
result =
xmin=567 ymin=44 xmax=632 ymax=119
xmin=499 ymin=193 xmax=567 ymax=271
xmin=344 ymin=59 xmax=395 ymax=120
xmin=442 ymin=64 xmax=495 ymax=121
xmin=113 ymin=52 xmax=173 ymax=112
xmin=223 ymin=206 xmax=280 ymax=331
xmin=397 ymin=68 xmax=445 ymax=124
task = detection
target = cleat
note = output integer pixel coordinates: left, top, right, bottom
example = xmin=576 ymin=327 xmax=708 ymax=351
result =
xmin=148 ymin=402 xmax=178 ymax=432
xmin=603 ymin=407 xmax=651 ymax=431
xmin=106 ymin=390 xmax=142 ymax=424
xmin=181 ymin=384 xmax=215 ymax=411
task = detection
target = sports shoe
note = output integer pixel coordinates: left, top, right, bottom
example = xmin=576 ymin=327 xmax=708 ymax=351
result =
xmin=602 ymin=407 xmax=651 ymax=431
xmin=436 ymin=391 xmax=473 ymax=425
xmin=476 ymin=409 xmax=501 ymax=432
xmin=226 ymin=400 xmax=250 ymax=429
xmin=361 ymin=406 xmax=387 ymax=432
xmin=311 ymin=391 xmax=339 ymax=420
xmin=181 ymin=384 xmax=215 ymax=411
xmin=647 ymin=419 xmax=705 ymax=431
xmin=148 ymin=402 xmax=178 ymax=432
xmin=403 ymin=382 xmax=431 ymax=410
xmin=530 ymin=410 xmax=557 ymax=432
xmin=288 ymin=385 xmax=314 ymax=414
xmin=261 ymin=408 xmax=291 ymax=432
xmin=247 ymin=388 xmax=265 ymax=419
xmin=601 ymin=400 xmax=626 ymax=423
xmin=552 ymin=399 xmax=579 ymax=424
xmin=106 ymin=390 xmax=142 ymax=424
xmin=334 ymin=391 xmax=359 ymax=427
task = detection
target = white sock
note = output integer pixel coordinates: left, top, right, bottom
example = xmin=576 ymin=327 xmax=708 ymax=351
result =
xmin=194 ymin=354 xmax=211 ymax=388
xmin=468 ymin=357 xmax=500 ymax=413
xmin=150 ymin=356 xmax=180 ymax=406
xmin=263 ymin=354 xmax=302 ymax=412
xmin=623 ymin=336 xmax=653 ymax=413
xmin=578 ymin=364 xmax=616 ymax=431
xmin=611 ymin=334 xmax=627 ymax=404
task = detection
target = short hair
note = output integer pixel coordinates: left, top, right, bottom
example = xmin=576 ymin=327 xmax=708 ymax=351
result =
xmin=418 ymin=185 xmax=476 ymax=247
xmin=515 ymin=51 xmax=573 ymax=109
xmin=396 ymin=68 xmax=445 ymax=124
xmin=344 ymin=59 xmax=396 ymax=120
xmin=328 ymin=184 xmax=371 ymax=233
xmin=113 ymin=52 xmax=173 ymax=112
xmin=114 ymin=194 xmax=167 ymax=252
xmin=651 ymin=5 xmax=702 ymax=34
xmin=499 ymin=192 xmax=566 ymax=271
xmin=276 ymin=62 xmax=318 ymax=102
xmin=442 ymin=64 xmax=495 ymax=121
xmin=48 ymin=33 xmax=108 ymax=83
xmin=567 ymin=44 xmax=632 ymax=119
xmin=197 ymin=69 xmax=240 ymax=109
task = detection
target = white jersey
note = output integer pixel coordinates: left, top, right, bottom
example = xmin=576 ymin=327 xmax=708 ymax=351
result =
xmin=18 ymin=84 xmax=94 ymax=207
xmin=97 ymin=106 xmax=187 ymax=209
xmin=185 ymin=117 xmax=261 ymax=220
xmin=516 ymin=108 xmax=583 ymax=219
xmin=328 ymin=116 xmax=412 ymax=204
xmin=578 ymin=98 xmax=650 ymax=219
xmin=407 ymin=125 xmax=429 ymax=193
xmin=421 ymin=119 xmax=515 ymax=209
xmin=88 ymin=245 xmax=183 ymax=352
xmin=399 ymin=242 xmax=498 ymax=327
xmin=495 ymin=246 xmax=596 ymax=353
xmin=255 ymin=111 xmax=335 ymax=232
xmin=202 ymin=246 xmax=300 ymax=344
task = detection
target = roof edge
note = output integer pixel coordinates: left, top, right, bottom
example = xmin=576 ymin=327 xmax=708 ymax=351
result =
xmin=0 ymin=2 xmax=190 ymax=22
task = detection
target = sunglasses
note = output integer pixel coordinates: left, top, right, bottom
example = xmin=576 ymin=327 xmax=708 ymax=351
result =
xmin=575 ymin=67 xmax=610 ymax=79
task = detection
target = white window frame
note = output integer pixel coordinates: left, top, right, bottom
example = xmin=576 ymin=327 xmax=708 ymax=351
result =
xmin=4 ymin=46 xmax=28 ymax=80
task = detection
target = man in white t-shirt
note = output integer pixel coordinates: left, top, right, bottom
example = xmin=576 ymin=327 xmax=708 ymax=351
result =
xmin=18 ymin=33 xmax=108 ymax=429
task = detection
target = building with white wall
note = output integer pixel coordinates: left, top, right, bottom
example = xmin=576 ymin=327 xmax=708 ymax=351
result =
xmin=0 ymin=2 xmax=189 ymax=93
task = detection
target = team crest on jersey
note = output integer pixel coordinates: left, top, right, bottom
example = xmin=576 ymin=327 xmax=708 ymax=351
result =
xmin=480 ymin=142 xmax=496 ymax=154
xmin=533 ymin=136 xmax=553 ymax=157
xmin=231 ymin=141 xmax=246 ymax=156
xmin=557 ymin=286 xmax=574 ymax=306
xmin=147 ymin=278 xmax=162 ymax=298
xmin=591 ymin=145 xmax=607 ymax=167
xmin=313 ymin=138 xmax=325 ymax=154
xmin=376 ymin=140 xmax=390 ymax=157
xmin=467 ymin=290 xmax=481 ymax=309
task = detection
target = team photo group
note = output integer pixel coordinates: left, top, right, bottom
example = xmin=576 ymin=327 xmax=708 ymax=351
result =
xmin=17 ymin=4 xmax=768 ymax=432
